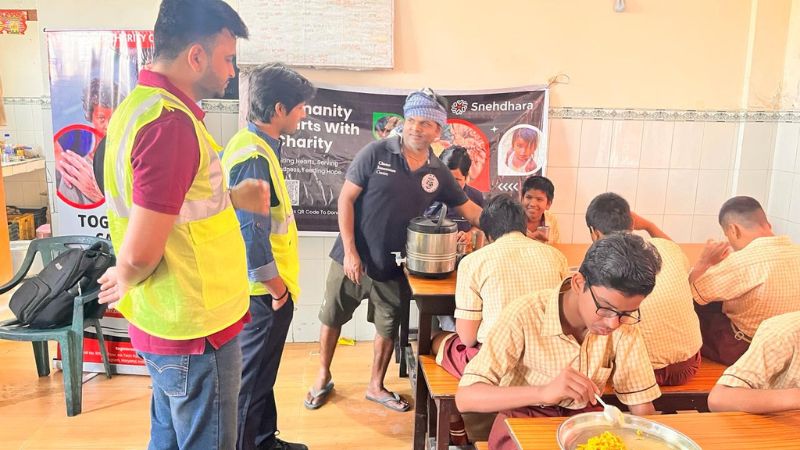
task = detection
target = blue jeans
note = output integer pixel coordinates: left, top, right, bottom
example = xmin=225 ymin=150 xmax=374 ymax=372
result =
xmin=238 ymin=295 xmax=294 ymax=449
xmin=139 ymin=337 xmax=242 ymax=450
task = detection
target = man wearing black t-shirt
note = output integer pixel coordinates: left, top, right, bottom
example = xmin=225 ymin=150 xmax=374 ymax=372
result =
xmin=305 ymin=88 xmax=482 ymax=412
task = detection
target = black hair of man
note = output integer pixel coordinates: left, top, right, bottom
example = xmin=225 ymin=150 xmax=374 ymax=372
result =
xmin=439 ymin=145 xmax=472 ymax=178
xmin=718 ymin=196 xmax=768 ymax=229
xmin=153 ymin=0 xmax=249 ymax=61
xmin=247 ymin=63 xmax=316 ymax=124
xmin=521 ymin=175 xmax=555 ymax=202
xmin=479 ymin=194 xmax=527 ymax=242
xmin=579 ymin=232 xmax=662 ymax=298
xmin=82 ymin=78 xmax=118 ymax=122
xmin=585 ymin=192 xmax=633 ymax=235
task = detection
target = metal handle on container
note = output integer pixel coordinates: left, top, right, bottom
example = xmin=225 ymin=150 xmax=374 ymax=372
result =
xmin=436 ymin=204 xmax=447 ymax=232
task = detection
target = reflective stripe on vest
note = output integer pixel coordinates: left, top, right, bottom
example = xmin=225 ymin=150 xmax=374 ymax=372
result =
xmin=104 ymin=85 xmax=249 ymax=340
xmin=221 ymin=129 xmax=301 ymax=301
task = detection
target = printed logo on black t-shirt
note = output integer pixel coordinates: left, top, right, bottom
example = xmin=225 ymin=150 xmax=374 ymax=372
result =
xmin=375 ymin=160 xmax=396 ymax=176
xmin=421 ymin=173 xmax=439 ymax=193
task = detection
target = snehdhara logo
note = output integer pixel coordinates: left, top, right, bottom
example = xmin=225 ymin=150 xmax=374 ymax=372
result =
xmin=451 ymin=98 xmax=534 ymax=115
xmin=451 ymin=100 xmax=469 ymax=115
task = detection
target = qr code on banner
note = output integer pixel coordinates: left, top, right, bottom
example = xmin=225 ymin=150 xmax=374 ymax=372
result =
xmin=286 ymin=179 xmax=300 ymax=206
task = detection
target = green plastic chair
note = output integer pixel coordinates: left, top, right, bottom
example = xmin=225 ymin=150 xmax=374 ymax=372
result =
xmin=0 ymin=236 xmax=113 ymax=416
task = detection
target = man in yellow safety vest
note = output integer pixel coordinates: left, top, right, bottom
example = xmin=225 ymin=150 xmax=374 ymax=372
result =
xmin=97 ymin=1 xmax=268 ymax=448
xmin=221 ymin=63 xmax=315 ymax=450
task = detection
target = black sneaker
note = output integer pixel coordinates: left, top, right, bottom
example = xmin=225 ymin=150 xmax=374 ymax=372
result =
xmin=258 ymin=437 xmax=308 ymax=450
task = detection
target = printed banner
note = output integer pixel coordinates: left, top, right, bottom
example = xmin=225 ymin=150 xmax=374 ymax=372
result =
xmin=47 ymin=30 xmax=153 ymax=239
xmin=46 ymin=30 xmax=153 ymax=374
xmin=55 ymin=310 xmax=148 ymax=375
xmin=239 ymin=77 xmax=549 ymax=232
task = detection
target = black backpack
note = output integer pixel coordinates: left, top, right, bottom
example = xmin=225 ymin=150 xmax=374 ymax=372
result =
xmin=9 ymin=241 xmax=116 ymax=328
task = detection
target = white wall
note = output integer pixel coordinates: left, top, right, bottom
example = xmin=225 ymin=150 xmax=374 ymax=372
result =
xmin=767 ymin=122 xmax=800 ymax=238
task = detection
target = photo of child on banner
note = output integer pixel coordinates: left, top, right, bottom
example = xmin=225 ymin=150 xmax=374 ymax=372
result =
xmin=49 ymin=30 xmax=153 ymax=216
xmin=497 ymin=124 xmax=544 ymax=176
xmin=55 ymin=78 xmax=117 ymax=207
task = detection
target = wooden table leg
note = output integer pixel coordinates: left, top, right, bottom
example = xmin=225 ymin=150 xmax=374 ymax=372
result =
xmin=398 ymin=291 xmax=411 ymax=378
xmin=413 ymin=354 xmax=430 ymax=450
xmin=410 ymin=291 xmax=451 ymax=449
xmin=418 ymin=311 xmax=432 ymax=355
xmin=412 ymin=310 xmax=434 ymax=450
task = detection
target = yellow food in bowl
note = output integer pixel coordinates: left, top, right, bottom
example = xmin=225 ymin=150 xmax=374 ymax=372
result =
xmin=577 ymin=431 xmax=627 ymax=450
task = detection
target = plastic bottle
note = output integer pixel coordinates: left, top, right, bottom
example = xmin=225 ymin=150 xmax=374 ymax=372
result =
xmin=2 ymin=133 xmax=11 ymax=163
xmin=3 ymin=133 xmax=13 ymax=153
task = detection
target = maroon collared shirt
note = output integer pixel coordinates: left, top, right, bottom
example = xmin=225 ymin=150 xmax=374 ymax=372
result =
xmin=126 ymin=70 xmax=248 ymax=355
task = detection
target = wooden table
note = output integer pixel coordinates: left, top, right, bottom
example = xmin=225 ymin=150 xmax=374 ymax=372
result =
xmin=405 ymin=242 xmax=706 ymax=450
xmin=506 ymin=411 xmax=800 ymax=449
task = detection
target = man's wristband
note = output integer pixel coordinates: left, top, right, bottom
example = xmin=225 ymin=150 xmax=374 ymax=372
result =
xmin=274 ymin=287 xmax=289 ymax=301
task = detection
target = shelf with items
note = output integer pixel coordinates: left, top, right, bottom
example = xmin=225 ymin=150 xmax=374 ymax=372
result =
xmin=2 ymin=157 xmax=45 ymax=178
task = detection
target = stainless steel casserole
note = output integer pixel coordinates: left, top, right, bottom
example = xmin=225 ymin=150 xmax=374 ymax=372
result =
xmin=405 ymin=205 xmax=458 ymax=278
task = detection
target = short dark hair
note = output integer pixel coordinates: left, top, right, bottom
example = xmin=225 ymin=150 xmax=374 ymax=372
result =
xmin=718 ymin=196 xmax=768 ymax=228
xmin=82 ymin=78 xmax=118 ymax=122
xmin=153 ymin=0 xmax=249 ymax=61
xmin=247 ymin=63 xmax=316 ymax=123
xmin=439 ymin=145 xmax=472 ymax=177
xmin=521 ymin=175 xmax=555 ymax=202
xmin=586 ymin=192 xmax=633 ymax=234
xmin=479 ymin=194 xmax=527 ymax=241
xmin=579 ymin=232 xmax=662 ymax=298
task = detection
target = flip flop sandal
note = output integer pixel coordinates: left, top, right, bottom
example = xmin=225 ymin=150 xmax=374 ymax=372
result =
xmin=304 ymin=380 xmax=334 ymax=410
xmin=365 ymin=391 xmax=410 ymax=412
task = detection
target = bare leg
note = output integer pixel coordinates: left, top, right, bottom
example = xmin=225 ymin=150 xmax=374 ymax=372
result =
xmin=306 ymin=324 xmax=340 ymax=406
xmin=431 ymin=331 xmax=451 ymax=357
xmin=365 ymin=333 xmax=408 ymax=410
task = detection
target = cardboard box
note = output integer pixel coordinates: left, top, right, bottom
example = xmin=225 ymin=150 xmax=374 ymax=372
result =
xmin=8 ymin=213 xmax=35 ymax=240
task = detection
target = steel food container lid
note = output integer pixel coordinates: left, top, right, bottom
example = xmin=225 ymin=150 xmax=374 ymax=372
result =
xmin=407 ymin=215 xmax=458 ymax=234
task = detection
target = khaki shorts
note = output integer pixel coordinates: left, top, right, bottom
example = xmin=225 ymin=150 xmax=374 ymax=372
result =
xmin=318 ymin=260 xmax=411 ymax=339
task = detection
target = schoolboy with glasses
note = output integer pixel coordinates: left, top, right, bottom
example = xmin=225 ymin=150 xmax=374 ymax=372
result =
xmin=586 ymin=192 xmax=702 ymax=386
xmin=455 ymin=232 xmax=663 ymax=450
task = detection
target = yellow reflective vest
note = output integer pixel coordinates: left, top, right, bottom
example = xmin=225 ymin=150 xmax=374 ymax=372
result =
xmin=104 ymin=85 xmax=249 ymax=340
xmin=221 ymin=128 xmax=300 ymax=301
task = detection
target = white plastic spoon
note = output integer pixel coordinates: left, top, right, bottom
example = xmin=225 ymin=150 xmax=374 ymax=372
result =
xmin=595 ymin=393 xmax=625 ymax=426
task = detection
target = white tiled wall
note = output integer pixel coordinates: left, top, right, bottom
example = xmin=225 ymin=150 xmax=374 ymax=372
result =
xmin=546 ymin=118 xmax=781 ymax=245
xmin=0 ymin=102 xmax=49 ymax=213
xmin=3 ymin=168 xmax=48 ymax=209
xmin=766 ymin=122 xmax=800 ymax=243
xmin=4 ymin=100 xmax=797 ymax=342
xmin=0 ymin=102 xmax=47 ymax=152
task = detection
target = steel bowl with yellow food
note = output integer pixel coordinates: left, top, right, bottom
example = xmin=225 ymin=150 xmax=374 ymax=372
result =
xmin=556 ymin=412 xmax=701 ymax=450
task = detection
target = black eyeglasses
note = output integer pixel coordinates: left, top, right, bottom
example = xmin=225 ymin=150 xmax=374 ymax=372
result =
xmin=588 ymin=286 xmax=641 ymax=325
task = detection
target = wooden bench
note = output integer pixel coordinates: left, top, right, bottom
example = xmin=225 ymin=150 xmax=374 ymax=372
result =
xmin=420 ymin=354 xmax=460 ymax=450
xmin=603 ymin=359 xmax=728 ymax=412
